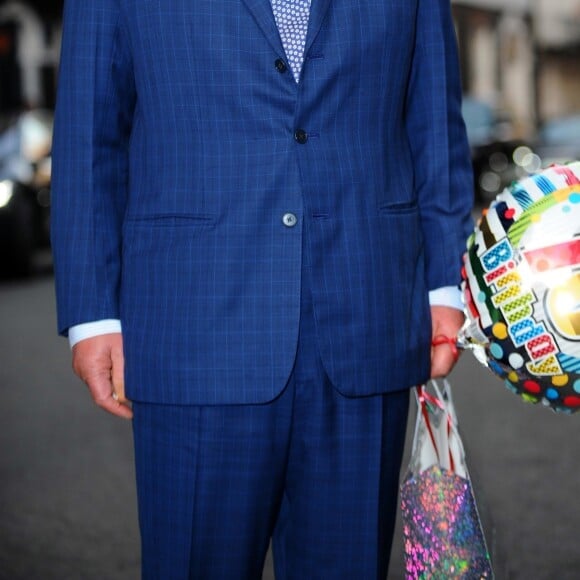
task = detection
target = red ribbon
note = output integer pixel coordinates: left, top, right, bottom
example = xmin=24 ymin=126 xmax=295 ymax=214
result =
xmin=431 ymin=334 xmax=460 ymax=363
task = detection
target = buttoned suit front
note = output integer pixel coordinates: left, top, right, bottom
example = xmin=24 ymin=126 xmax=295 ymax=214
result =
xmin=51 ymin=0 xmax=473 ymax=577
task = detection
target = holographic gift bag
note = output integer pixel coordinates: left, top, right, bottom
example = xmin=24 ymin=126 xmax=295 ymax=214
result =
xmin=400 ymin=380 xmax=494 ymax=579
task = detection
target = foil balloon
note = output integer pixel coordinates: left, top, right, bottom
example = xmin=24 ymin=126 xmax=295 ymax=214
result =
xmin=459 ymin=162 xmax=580 ymax=413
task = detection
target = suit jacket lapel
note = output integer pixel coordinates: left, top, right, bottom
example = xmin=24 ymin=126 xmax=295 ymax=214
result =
xmin=242 ymin=0 xmax=333 ymax=65
xmin=305 ymin=0 xmax=332 ymax=56
xmin=241 ymin=0 xmax=286 ymax=57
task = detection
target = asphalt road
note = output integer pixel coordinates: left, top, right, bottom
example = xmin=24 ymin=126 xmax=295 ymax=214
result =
xmin=1 ymin=272 xmax=579 ymax=579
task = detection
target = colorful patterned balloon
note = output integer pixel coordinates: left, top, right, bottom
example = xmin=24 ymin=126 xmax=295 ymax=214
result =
xmin=459 ymin=162 xmax=580 ymax=413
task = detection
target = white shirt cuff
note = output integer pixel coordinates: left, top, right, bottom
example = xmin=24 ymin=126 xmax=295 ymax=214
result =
xmin=66 ymin=288 xmax=462 ymax=348
xmin=68 ymin=319 xmax=123 ymax=349
xmin=428 ymin=286 xmax=464 ymax=311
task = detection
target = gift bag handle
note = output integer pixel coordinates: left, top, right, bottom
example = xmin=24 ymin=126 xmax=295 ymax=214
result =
xmin=416 ymin=384 xmax=456 ymax=473
xmin=413 ymin=378 xmax=467 ymax=475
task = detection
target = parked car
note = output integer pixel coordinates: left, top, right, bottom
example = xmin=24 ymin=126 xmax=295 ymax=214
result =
xmin=462 ymin=97 xmax=531 ymax=205
xmin=534 ymin=114 xmax=580 ymax=168
xmin=0 ymin=110 xmax=52 ymax=276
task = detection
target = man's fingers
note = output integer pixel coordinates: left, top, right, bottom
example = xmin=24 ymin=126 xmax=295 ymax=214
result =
xmin=93 ymin=387 xmax=134 ymax=419
xmin=430 ymin=347 xmax=456 ymax=379
xmin=111 ymin=343 xmax=128 ymax=404
xmin=71 ymin=333 xmax=132 ymax=419
xmin=429 ymin=305 xmax=464 ymax=378
xmin=85 ymin=372 xmax=133 ymax=419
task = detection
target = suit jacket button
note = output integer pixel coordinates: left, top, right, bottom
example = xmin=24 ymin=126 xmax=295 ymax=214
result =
xmin=282 ymin=213 xmax=298 ymax=228
xmin=294 ymin=129 xmax=308 ymax=144
xmin=275 ymin=58 xmax=287 ymax=73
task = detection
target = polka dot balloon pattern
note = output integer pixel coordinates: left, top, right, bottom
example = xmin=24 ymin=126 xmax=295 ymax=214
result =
xmin=459 ymin=162 xmax=580 ymax=413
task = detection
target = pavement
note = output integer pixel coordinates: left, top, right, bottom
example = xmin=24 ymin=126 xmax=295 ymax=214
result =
xmin=1 ymin=272 xmax=579 ymax=579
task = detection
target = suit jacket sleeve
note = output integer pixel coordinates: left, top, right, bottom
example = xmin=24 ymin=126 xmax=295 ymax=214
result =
xmin=405 ymin=0 xmax=474 ymax=292
xmin=51 ymin=0 xmax=135 ymax=336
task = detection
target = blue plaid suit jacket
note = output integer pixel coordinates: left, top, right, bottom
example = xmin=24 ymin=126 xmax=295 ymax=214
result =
xmin=52 ymin=0 xmax=473 ymax=404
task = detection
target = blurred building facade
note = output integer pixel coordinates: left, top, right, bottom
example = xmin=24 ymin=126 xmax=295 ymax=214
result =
xmin=0 ymin=0 xmax=61 ymax=113
xmin=0 ymin=0 xmax=579 ymax=135
xmin=454 ymin=0 xmax=580 ymax=136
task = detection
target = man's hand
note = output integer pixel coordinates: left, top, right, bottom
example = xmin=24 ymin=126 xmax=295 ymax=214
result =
xmin=430 ymin=305 xmax=464 ymax=379
xmin=72 ymin=333 xmax=133 ymax=419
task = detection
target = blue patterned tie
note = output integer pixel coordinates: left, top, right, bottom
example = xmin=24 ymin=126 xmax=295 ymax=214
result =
xmin=271 ymin=0 xmax=312 ymax=83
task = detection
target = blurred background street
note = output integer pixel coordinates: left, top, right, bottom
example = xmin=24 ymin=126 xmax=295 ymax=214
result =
xmin=0 ymin=0 xmax=579 ymax=578
xmin=3 ymin=270 xmax=580 ymax=579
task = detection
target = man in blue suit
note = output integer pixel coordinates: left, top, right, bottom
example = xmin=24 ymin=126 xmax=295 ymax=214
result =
xmin=52 ymin=0 xmax=473 ymax=577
